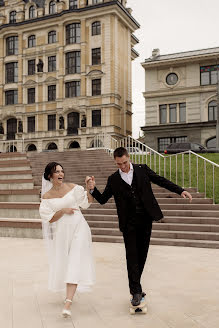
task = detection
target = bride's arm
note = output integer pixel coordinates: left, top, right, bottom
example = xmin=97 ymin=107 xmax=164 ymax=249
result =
xmin=85 ymin=176 xmax=94 ymax=203
xmin=50 ymin=208 xmax=77 ymax=223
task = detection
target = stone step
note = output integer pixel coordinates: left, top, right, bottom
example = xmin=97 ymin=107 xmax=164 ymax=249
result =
xmin=0 ymin=174 xmax=33 ymax=180
xmin=89 ymin=226 xmax=219 ymax=241
xmin=84 ymin=214 xmax=219 ymax=225
xmin=0 ymin=166 xmax=31 ymax=171
xmin=87 ymin=220 xmax=219 ymax=233
xmin=0 ymin=218 xmax=219 ymax=248
xmin=163 ymin=216 xmax=219 ymax=225
xmin=82 ymin=207 xmax=219 ymax=217
xmin=0 ymin=194 xmax=40 ymax=202
xmin=0 ymin=156 xmax=27 ymax=161
xmin=150 ymin=238 xmax=219 ymax=249
xmin=0 ymin=218 xmax=42 ymax=239
xmin=0 ymin=160 xmax=30 ymax=167
xmin=91 ymin=234 xmax=219 ymax=248
xmin=90 ymin=198 xmax=213 ymax=207
xmin=0 ymin=181 xmax=34 ymax=190
xmin=0 ymin=203 xmax=39 ymax=218
xmin=0 ymin=170 xmax=32 ymax=176
xmin=162 ymin=209 xmax=219 ymax=218
xmin=0 ymin=152 xmax=27 ymax=158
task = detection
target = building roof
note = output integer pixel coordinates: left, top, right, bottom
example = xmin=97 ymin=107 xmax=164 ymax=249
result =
xmin=144 ymin=46 xmax=219 ymax=63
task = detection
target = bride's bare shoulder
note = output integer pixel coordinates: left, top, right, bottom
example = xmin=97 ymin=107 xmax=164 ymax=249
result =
xmin=42 ymin=191 xmax=52 ymax=199
xmin=66 ymin=182 xmax=76 ymax=189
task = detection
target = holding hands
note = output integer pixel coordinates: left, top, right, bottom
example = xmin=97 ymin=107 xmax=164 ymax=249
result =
xmin=85 ymin=176 xmax=96 ymax=191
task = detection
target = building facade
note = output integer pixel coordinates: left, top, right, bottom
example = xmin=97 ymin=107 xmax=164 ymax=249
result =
xmin=0 ymin=0 xmax=139 ymax=152
xmin=141 ymin=48 xmax=218 ymax=152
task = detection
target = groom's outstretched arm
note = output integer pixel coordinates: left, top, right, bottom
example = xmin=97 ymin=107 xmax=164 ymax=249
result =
xmin=89 ymin=176 xmax=113 ymax=205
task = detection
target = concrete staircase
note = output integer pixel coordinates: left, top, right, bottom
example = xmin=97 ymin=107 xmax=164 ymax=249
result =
xmin=0 ymin=150 xmax=219 ymax=248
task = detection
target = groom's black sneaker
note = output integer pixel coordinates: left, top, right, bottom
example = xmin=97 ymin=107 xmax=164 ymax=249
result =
xmin=131 ymin=293 xmax=142 ymax=306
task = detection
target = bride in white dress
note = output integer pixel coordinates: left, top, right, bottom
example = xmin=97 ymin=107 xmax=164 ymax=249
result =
xmin=39 ymin=162 xmax=95 ymax=318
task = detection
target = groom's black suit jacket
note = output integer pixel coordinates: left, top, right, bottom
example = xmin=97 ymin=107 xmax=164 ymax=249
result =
xmin=92 ymin=164 xmax=184 ymax=232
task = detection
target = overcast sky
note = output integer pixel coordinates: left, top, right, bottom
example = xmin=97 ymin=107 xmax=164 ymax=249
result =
xmin=127 ymin=0 xmax=219 ymax=138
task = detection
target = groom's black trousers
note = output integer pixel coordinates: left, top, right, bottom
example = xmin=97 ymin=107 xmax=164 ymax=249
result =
xmin=122 ymin=214 xmax=152 ymax=296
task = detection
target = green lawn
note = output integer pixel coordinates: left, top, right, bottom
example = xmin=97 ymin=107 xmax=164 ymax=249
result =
xmin=130 ymin=153 xmax=219 ymax=204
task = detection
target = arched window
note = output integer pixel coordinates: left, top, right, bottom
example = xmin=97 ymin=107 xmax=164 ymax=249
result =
xmin=29 ymin=6 xmax=35 ymax=19
xmin=27 ymin=144 xmax=37 ymax=151
xmin=28 ymin=35 xmax=36 ymax=48
xmin=92 ymin=21 xmax=101 ymax=36
xmin=47 ymin=142 xmax=58 ymax=150
xmin=49 ymin=1 xmax=56 ymax=14
xmin=9 ymin=11 xmax=16 ymax=23
xmin=48 ymin=30 xmax=56 ymax=44
xmin=208 ymin=100 xmax=217 ymax=121
xmin=69 ymin=141 xmax=80 ymax=148
xmin=206 ymin=137 xmax=216 ymax=149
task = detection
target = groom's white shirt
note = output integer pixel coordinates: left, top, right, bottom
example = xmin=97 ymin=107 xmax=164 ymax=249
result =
xmin=119 ymin=162 xmax=133 ymax=186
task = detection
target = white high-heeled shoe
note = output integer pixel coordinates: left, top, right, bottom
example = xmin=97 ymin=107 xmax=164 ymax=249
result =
xmin=62 ymin=299 xmax=72 ymax=318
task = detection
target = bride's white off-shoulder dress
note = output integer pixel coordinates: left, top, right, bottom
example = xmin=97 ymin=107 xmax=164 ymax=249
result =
xmin=39 ymin=185 xmax=95 ymax=292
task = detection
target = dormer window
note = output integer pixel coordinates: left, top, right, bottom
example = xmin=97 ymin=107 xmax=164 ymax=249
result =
xmin=29 ymin=6 xmax=35 ymax=19
xmin=9 ymin=11 xmax=16 ymax=23
xmin=28 ymin=35 xmax=36 ymax=48
xmin=69 ymin=0 xmax=78 ymax=9
xmin=49 ymin=1 xmax=56 ymax=14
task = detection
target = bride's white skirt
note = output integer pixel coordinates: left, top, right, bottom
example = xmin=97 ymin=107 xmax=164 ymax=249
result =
xmin=48 ymin=212 xmax=95 ymax=292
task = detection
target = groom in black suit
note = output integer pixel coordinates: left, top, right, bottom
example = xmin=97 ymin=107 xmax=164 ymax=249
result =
xmin=87 ymin=147 xmax=192 ymax=306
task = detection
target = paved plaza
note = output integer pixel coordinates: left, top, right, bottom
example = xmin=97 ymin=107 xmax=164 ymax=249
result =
xmin=0 ymin=237 xmax=218 ymax=328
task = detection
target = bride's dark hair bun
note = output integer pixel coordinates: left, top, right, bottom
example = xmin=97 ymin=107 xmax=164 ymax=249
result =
xmin=44 ymin=162 xmax=64 ymax=181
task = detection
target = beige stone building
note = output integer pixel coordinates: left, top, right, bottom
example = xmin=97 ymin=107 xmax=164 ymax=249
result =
xmin=141 ymin=48 xmax=218 ymax=152
xmin=0 ymin=0 xmax=139 ymax=152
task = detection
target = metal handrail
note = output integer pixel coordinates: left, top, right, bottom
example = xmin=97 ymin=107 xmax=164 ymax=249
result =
xmin=92 ymin=133 xmax=219 ymax=203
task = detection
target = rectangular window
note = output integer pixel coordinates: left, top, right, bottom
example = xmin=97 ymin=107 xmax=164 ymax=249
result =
xmin=28 ymin=88 xmax=35 ymax=104
xmin=48 ymin=56 xmax=56 ymax=72
xmin=5 ymin=62 xmax=18 ymax=83
xmin=66 ymin=51 xmax=81 ymax=74
xmin=6 ymin=36 xmax=18 ymax=56
xmin=27 ymin=116 xmax=35 ymax=132
xmin=169 ymin=103 xmax=177 ymax=123
xmin=48 ymin=85 xmax=56 ymax=101
xmin=159 ymin=105 xmax=167 ymax=124
xmin=92 ymin=48 xmax=101 ymax=65
xmin=179 ymin=103 xmax=186 ymax=122
xmin=92 ymin=79 xmax=101 ymax=96
xmin=200 ymin=65 xmax=219 ymax=86
xmin=92 ymin=109 xmax=101 ymax=127
xmin=158 ymin=138 xmax=171 ymax=152
xmin=5 ymin=90 xmax=18 ymax=105
xmin=66 ymin=23 xmax=80 ymax=44
xmin=28 ymin=59 xmax=35 ymax=75
xmin=158 ymin=136 xmax=187 ymax=152
xmin=48 ymin=114 xmax=56 ymax=131
xmin=65 ymin=81 xmax=80 ymax=97
xmin=69 ymin=0 xmax=77 ymax=9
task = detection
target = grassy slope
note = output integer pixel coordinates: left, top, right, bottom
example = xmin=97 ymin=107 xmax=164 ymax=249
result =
xmin=130 ymin=153 xmax=219 ymax=204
